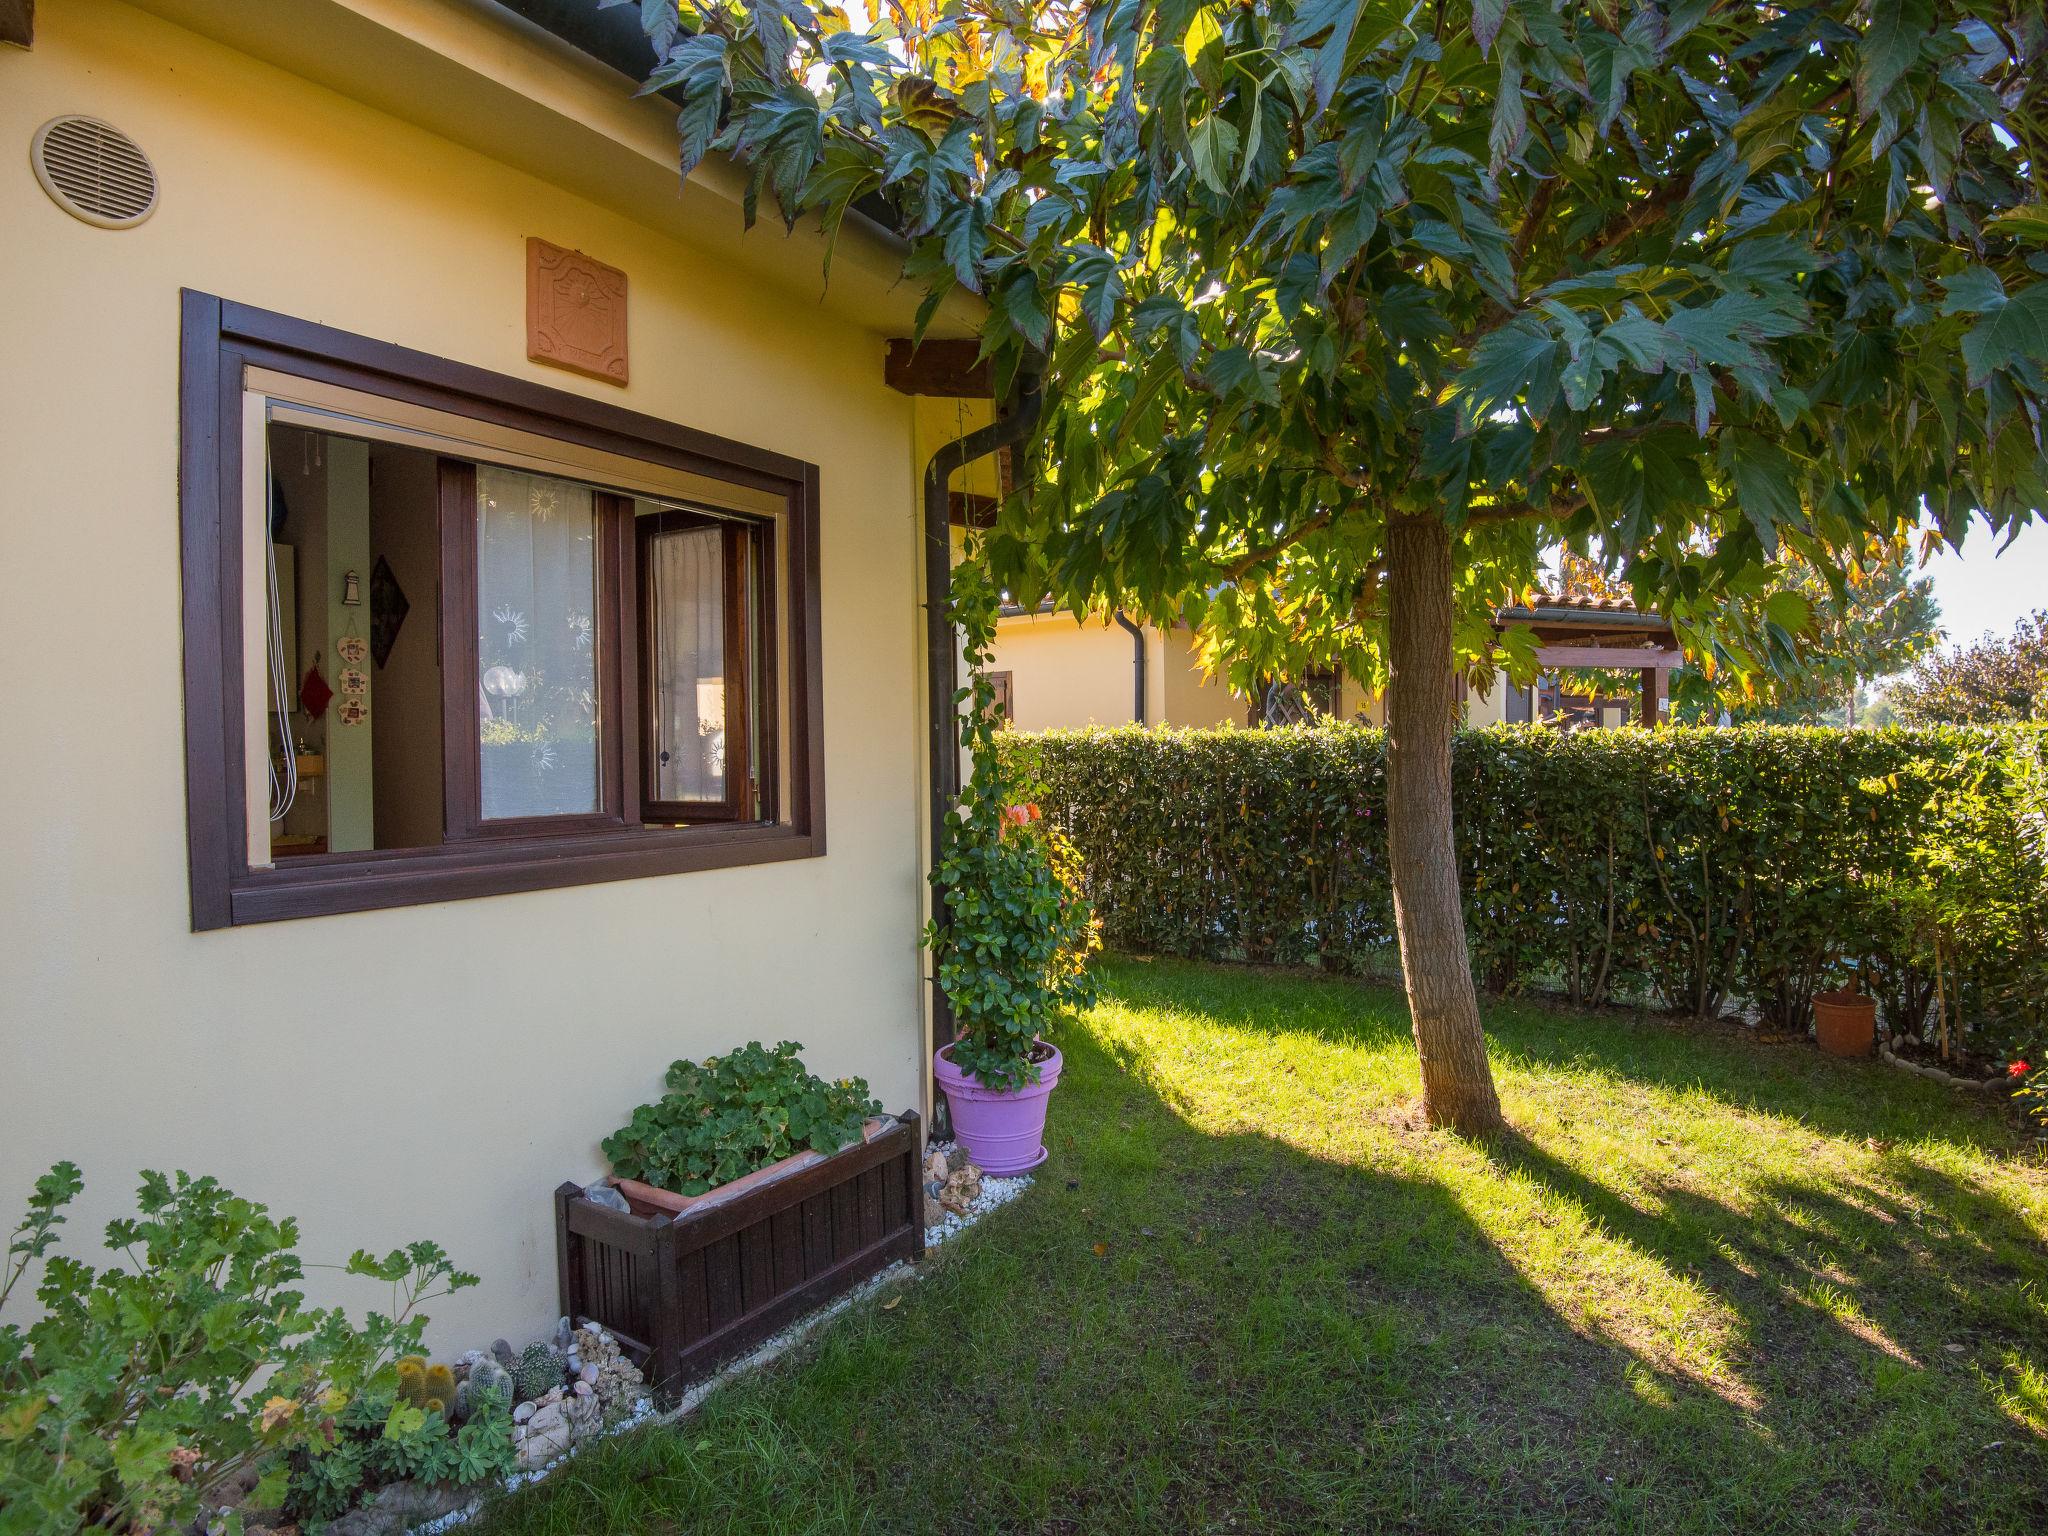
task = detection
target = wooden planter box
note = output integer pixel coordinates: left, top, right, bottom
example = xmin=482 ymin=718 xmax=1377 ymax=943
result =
xmin=553 ymin=1112 xmax=924 ymax=1399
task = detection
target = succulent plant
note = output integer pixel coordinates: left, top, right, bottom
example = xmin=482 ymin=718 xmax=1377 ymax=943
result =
xmin=512 ymin=1342 xmax=562 ymax=1402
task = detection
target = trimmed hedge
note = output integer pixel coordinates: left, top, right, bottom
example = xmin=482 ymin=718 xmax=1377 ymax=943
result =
xmin=1000 ymin=725 xmax=2048 ymax=1054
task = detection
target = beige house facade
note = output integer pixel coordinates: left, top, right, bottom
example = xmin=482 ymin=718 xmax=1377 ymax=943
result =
xmin=1 ymin=0 xmax=977 ymax=1346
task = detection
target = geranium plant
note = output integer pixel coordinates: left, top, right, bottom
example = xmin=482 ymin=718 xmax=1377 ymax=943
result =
xmin=601 ymin=1041 xmax=881 ymax=1196
xmin=925 ymin=564 xmax=1100 ymax=1092
xmin=1 ymin=1164 xmax=479 ymax=1536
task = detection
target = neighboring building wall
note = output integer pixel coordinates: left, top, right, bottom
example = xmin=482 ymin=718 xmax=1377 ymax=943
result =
xmin=1467 ymin=680 xmax=1511 ymax=728
xmin=1 ymin=0 xmax=926 ymax=1347
xmin=987 ymin=616 xmax=1243 ymax=731
xmin=991 ymin=616 xmax=1146 ymax=732
xmin=1156 ymin=627 xmax=1242 ymax=728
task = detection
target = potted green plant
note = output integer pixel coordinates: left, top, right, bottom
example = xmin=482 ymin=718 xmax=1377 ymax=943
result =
xmin=599 ymin=1041 xmax=883 ymax=1214
xmin=925 ymin=566 xmax=1101 ymax=1174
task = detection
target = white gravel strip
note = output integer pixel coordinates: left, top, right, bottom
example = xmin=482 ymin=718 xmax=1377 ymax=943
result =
xmin=407 ymin=1151 xmax=1030 ymax=1534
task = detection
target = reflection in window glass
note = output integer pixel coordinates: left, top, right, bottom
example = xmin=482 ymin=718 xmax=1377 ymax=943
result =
xmin=476 ymin=466 xmax=599 ymax=819
xmin=647 ymin=523 xmax=727 ymax=804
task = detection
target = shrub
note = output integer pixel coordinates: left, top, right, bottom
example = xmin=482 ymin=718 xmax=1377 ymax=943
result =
xmin=1006 ymin=724 xmax=2048 ymax=1062
xmin=1 ymin=1164 xmax=479 ymax=1536
xmin=600 ymin=1041 xmax=881 ymax=1196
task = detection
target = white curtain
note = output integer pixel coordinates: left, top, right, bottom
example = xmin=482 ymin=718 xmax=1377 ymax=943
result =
xmin=476 ymin=465 xmax=599 ymax=819
xmin=650 ymin=524 xmax=726 ymax=803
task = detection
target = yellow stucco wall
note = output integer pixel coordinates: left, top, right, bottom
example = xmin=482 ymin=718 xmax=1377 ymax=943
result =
xmin=1156 ymin=628 xmax=1247 ymax=728
xmin=988 ymin=616 xmax=1243 ymax=730
xmin=1 ymin=0 xmax=928 ymax=1347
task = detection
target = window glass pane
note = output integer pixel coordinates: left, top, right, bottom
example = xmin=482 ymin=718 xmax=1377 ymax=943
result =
xmin=648 ymin=524 xmax=727 ymax=804
xmin=476 ymin=466 xmax=600 ymax=819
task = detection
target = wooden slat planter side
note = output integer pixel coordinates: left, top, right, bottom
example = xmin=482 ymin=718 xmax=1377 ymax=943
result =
xmin=555 ymin=1112 xmax=924 ymax=1400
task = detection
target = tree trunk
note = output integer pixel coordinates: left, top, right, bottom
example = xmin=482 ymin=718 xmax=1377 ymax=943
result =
xmin=1385 ymin=513 xmax=1505 ymax=1136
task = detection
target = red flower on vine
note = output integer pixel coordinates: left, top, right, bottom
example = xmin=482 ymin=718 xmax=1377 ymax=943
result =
xmin=2009 ymin=1059 xmax=2031 ymax=1078
xmin=1002 ymin=803 xmax=1041 ymax=826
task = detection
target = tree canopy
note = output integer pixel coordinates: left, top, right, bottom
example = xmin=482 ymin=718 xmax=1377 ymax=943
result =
xmin=1889 ymin=606 xmax=2048 ymax=721
xmin=1670 ymin=542 xmax=1942 ymax=721
xmin=627 ymin=0 xmax=2045 ymax=692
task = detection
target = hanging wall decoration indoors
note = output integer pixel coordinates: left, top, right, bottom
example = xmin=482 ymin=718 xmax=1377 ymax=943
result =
xmin=336 ymin=615 xmax=369 ymax=728
xmin=369 ymin=555 xmax=409 ymax=668
xmin=298 ymin=655 xmax=332 ymax=720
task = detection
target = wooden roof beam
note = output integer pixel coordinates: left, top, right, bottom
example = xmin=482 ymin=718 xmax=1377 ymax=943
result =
xmin=885 ymin=338 xmax=991 ymax=397
xmin=1534 ymin=644 xmax=1681 ymax=670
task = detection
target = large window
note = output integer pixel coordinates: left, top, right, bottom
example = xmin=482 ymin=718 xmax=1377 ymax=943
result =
xmin=179 ymin=294 xmax=824 ymax=928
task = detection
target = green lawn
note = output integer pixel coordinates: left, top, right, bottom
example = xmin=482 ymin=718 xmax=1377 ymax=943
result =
xmin=479 ymin=956 xmax=2048 ymax=1535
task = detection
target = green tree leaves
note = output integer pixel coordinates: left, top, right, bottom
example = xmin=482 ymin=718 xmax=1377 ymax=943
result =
xmin=627 ymin=0 xmax=2045 ymax=701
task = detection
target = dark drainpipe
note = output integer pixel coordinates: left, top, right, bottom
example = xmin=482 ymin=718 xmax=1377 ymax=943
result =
xmin=1112 ymin=611 xmax=1147 ymax=724
xmin=923 ymin=362 xmax=1045 ymax=1103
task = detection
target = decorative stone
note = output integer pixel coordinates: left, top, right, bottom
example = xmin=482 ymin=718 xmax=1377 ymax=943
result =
xmin=580 ymin=1362 xmax=599 ymax=1385
xmin=574 ymin=1379 xmax=593 ymax=1396
xmin=490 ymin=1339 xmax=515 ymax=1369
xmin=924 ymin=1195 xmax=946 ymax=1226
xmin=324 ymin=1480 xmax=466 ymax=1536
xmin=938 ymin=1163 xmax=983 ymax=1216
xmin=924 ymin=1150 xmax=949 ymax=1181
xmin=512 ymin=1401 xmax=535 ymax=1424
xmin=945 ymin=1145 xmax=971 ymax=1175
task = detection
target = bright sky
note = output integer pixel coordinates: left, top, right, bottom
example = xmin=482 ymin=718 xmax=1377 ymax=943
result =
xmin=1917 ymin=517 xmax=2048 ymax=653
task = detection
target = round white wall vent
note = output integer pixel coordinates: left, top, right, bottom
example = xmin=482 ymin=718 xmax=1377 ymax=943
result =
xmin=31 ymin=116 xmax=158 ymax=229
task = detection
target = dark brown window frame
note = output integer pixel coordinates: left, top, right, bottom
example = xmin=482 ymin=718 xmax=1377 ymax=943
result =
xmin=634 ymin=508 xmax=773 ymax=824
xmin=179 ymin=291 xmax=826 ymax=930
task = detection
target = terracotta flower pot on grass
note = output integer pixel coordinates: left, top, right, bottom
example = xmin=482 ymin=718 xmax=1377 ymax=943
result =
xmin=1814 ymin=989 xmax=1877 ymax=1058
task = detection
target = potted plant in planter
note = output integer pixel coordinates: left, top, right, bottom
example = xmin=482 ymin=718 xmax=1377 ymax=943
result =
xmin=599 ymin=1041 xmax=883 ymax=1214
xmin=925 ymin=567 xmax=1101 ymax=1174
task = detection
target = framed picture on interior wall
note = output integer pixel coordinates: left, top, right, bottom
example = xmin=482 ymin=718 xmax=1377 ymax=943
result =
xmin=369 ymin=556 xmax=409 ymax=669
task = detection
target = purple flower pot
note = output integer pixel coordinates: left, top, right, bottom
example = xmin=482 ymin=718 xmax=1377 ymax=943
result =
xmin=933 ymin=1042 xmax=1062 ymax=1175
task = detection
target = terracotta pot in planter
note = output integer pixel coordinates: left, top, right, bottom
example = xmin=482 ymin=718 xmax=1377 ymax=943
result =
xmin=611 ymin=1117 xmax=890 ymax=1220
xmin=1813 ymin=989 xmax=1877 ymax=1058
xmin=933 ymin=1042 xmax=1061 ymax=1175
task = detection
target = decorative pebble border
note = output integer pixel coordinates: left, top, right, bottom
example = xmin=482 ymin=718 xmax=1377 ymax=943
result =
xmin=404 ymin=1145 xmax=1033 ymax=1534
xmin=1878 ymin=1044 xmax=2010 ymax=1092
xmin=922 ymin=1140 xmax=1034 ymax=1250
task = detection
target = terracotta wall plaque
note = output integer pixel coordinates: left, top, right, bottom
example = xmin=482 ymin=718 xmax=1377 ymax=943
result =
xmin=526 ymin=237 xmax=629 ymax=386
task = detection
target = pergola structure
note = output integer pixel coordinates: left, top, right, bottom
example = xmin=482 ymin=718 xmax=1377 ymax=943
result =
xmin=1493 ymin=594 xmax=1681 ymax=727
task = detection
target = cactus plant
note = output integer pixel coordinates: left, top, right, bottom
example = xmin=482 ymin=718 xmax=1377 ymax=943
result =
xmin=468 ymin=1356 xmax=512 ymax=1404
xmin=394 ymin=1356 xmax=459 ymax=1418
xmin=394 ymin=1355 xmax=427 ymax=1406
xmin=512 ymin=1342 xmax=562 ymax=1402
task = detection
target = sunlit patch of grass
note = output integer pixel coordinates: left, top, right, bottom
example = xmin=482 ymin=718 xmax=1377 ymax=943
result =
xmin=475 ymin=955 xmax=2048 ymax=1536
xmin=1993 ymin=1353 xmax=2048 ymax=1435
